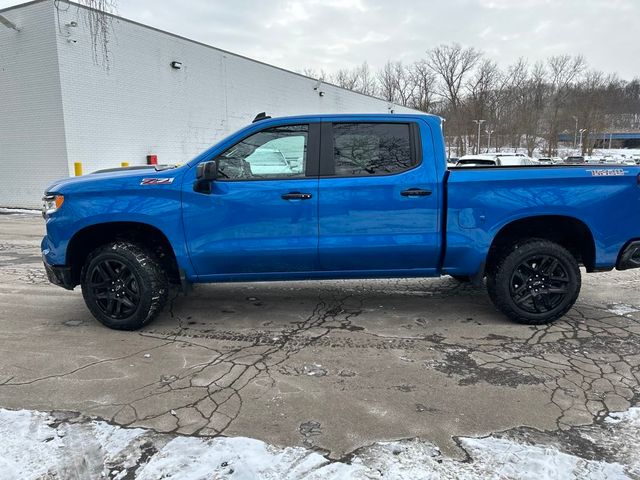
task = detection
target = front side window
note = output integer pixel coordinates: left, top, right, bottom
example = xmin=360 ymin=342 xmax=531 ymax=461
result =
xmin=332 ymin=123 xmax=414 ymax=176
xmin=216 ymin=125 xmax=308 ymax=180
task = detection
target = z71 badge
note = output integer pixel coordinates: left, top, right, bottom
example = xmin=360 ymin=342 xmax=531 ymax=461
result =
xmin=140 ymin=178 xmax=174 ymax=185
xmin=587 ymin=169 xmax=625 ymax=177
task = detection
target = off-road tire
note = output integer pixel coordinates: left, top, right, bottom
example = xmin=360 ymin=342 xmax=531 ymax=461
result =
xmin=81 ymin=242 xmax=168 ymax=330
xmin=486 ymin=239 xmax=581 ymax=325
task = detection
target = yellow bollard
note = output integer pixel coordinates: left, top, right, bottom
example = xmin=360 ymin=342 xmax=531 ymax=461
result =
xmin=121 ymin=162 xmax=129 ymax=168
xmin=74 ymin=162 xmax=83 ymax=176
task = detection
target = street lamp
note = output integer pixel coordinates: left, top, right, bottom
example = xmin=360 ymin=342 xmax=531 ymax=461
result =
xmin=473 ymin=119 xmax=485 ymax=155
xmin=572 ymin=116 xmax=579 ymax=149
xmin=485 ymin=128 xmax=494 ymax=153
xmin=578 ymin=128 xmax=587 ymax=153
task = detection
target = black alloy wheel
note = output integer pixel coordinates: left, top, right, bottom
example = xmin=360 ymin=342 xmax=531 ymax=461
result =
xmin=509 ymin=254 xmax=570 ymax=314
xmin=89 ymin=258 xmax=141 ymax=319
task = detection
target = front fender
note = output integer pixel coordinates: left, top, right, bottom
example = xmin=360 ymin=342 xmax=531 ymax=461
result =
xmin=43 ymin=188 xmax=194 ymax=278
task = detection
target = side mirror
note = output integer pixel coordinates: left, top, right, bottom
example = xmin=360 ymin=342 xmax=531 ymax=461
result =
xmin=194 ymin=160 xmax=217 ymax=194
xmin=196 ymin=160 xmax=218 ymax=181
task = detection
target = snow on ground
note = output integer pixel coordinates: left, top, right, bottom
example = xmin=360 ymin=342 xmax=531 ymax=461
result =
xmin=607 ymin=303 xmax=640 ymax=317
xmin=1 ymin=407 xmax=638 ymax=480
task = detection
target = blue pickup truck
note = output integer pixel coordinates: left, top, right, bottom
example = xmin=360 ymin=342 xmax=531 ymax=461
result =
xmin=41 ymin=113 xmax=640 ymax=330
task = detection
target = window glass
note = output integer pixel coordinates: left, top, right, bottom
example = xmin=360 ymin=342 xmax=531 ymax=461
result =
xmin=217 ymin=125 xmax=308 ymax=180
xmin=332 ymin=123 xmax=414 ymax=176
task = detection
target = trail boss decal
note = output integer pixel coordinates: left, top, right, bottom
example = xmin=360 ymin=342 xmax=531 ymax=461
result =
xmin=140 ymin=178 xmax=174 ymax=185
xmin=587 ymin=169 xmax=625 ymax=177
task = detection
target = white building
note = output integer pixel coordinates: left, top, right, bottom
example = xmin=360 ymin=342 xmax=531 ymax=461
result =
xmin=0 ymin=0 xmax=416 ymax=208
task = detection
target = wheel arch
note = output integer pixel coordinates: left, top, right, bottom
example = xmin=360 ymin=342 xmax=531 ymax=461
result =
xmin=486 ymin=215 xmax=596 ymax=274
xmin=67 ymin=221 xmax=180 ymax=286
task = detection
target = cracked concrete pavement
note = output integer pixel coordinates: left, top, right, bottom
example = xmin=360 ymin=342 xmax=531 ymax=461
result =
xmin=0 ymin=213 xmax=639 ymax=465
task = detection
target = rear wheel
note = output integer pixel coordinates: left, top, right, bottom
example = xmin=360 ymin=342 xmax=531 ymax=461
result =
xmin=486 ymin=239 xmax=580 ymax=325
xmin=81 ymin=242 xmax=168 ymax=330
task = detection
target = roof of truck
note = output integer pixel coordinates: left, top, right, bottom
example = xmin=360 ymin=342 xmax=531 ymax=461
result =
xmin=255 ymin=113 xmax=441 ymax=122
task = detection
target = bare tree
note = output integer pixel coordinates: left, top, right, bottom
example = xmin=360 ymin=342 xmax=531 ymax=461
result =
xmin=356 ymin=62 xmax=378 ymax=96
xmin=427 ymin=43 xmax=481 ymax=155
xmin=546 ymin=54 xmax=586 ymax=154
xmin=377 ymin=61 xmax=398 ymax=102
xmin=522 ymin=62 xmax=549 ymax=156
xmin=466 ymin=59 xmax=500 ymax=152
xmin=571 ymin=70 xmax=612 ymax=154
xmin=408 ymin=60 xmax=436 ymax=112
xmin=330 ymin=62 xmax=378 ymax=96
xmin=333 ymin=68 xmax=360 ymax=90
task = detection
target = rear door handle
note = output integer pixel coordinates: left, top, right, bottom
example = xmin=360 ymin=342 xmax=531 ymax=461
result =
xmin=401 ymin=188 xmax=432 ymax=197
xmin=281 ymin=192 xmax=313 ymax=200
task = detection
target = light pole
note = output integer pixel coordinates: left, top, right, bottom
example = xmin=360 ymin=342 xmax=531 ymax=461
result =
xmin=486 ymin=128 xmax=494 ymax=153
xmin=473 ymin=119 xmax=485 ymax=155
xmin=572 ymin=116 xmax=579 ymax=149
xmin=578 ymin=128 xmax=587 ymax=153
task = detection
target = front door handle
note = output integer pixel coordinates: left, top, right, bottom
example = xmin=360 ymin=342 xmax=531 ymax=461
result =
xmin=281 ymin=192 xmax=313 ymax=200
xmin=401 ymin=188 xmax=432 ymax=197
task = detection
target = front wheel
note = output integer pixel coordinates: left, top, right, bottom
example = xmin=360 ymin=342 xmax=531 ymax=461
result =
xmin=81 ymin=242 xmax=169 ymax=330
xmin=486 ymin=239 xmax=581 ymax=325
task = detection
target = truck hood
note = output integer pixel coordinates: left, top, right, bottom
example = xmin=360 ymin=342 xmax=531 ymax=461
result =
xmin=45 ymin=165 xmax=184 ymax=194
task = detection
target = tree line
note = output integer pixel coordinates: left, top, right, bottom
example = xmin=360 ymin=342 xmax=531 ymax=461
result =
xmin=304 ymin=44 xmax=640 ymax=157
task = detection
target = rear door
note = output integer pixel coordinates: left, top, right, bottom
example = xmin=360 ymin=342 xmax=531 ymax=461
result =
xmin=317 ymin=120 xmax=440 ymax=272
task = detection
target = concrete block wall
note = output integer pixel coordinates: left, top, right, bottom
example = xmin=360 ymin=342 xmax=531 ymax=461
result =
xmin=0 ymin=1 xmax=69 ymax=208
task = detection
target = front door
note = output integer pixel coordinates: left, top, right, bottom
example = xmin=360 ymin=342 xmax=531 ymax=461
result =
xmin=183 ymin=123 xmax=320 ymax=278
xmin=318 ymin=120 xmax=441 ymax=272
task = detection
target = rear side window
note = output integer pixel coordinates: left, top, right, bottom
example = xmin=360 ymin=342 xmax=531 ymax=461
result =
xmin=331 ymin=123 xmax=415 ymax=176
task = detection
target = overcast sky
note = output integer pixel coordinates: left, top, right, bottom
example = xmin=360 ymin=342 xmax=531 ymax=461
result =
xmin=2 ymin=0 xmax=639 ymax=79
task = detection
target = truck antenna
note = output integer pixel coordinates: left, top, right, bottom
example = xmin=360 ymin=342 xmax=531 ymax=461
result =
xmin=252 ymin=112 xmax=271 ymax=123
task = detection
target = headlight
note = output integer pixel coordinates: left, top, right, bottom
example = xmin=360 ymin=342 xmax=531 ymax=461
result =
xmin=42 ymin=194 xmax=64 ymax=217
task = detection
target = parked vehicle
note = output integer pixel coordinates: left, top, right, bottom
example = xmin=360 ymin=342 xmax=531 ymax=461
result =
xmin=456 ymin=155 xmax=497 ymax=167
xmin=496 ymin=156 xmax=538 ymax=166
xmin=457 ymin=155 xmax=536 ymax=167
xmin=494 ymin=152 xmax=527 ymax=158
xmin=42 ymin=114 xmax=640 ymax=330
xmin=537 ymin=157 xmax=554 ymax=165
xmin=584 ymin=156 xmax=603 ymax=164
xmin=564 ymin=155 xmax=586 ymax=164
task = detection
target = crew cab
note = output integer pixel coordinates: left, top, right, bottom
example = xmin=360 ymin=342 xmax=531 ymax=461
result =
xmin=41 ymin=114 xmax=640 ymax=330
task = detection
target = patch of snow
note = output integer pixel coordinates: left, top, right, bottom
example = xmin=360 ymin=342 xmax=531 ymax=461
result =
xmin=0 ymin=407 xmax=638 ymax=479
xmin=460 ymin=437 xmax=626 ymax=480
xmin=606 ymin=407 xmax=640 ymax=425
xmin=0 ymin=409 xmax=144 ymax=480
xmin=608 ymin=304 xmax=640 ymax=316
xmin=303 ymin=363 xmax=328 ymax=376
xmin=136 ymin=436 xmax=345 ymax=479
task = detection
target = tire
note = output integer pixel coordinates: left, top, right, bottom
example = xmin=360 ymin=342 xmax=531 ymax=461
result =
xmin=81 ymin=242 xmax=169 ymax=330
xmin=450 ymin=275 xmax=471 ymax=283
xmin=486 ymin=239 xmax=581 ymax=325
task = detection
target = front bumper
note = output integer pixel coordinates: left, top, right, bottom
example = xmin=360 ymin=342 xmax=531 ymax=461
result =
xmin=43 ymin=255 xmax=75 ymax=290
xmin=617 ymin=240 xmax=640 ymax=271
